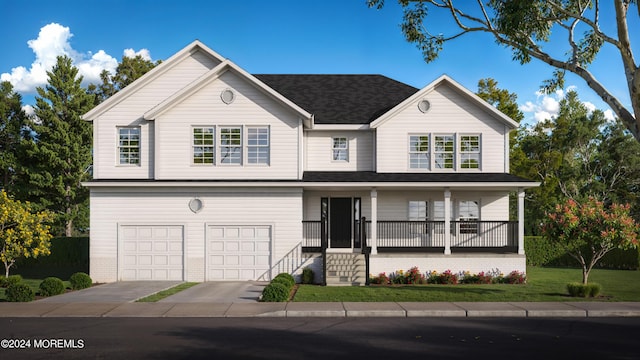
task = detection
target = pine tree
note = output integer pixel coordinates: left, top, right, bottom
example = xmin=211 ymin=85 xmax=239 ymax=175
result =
xmin=0 ymin=81 xmax=28 ymax=194
xmin=18 ymin=56 xmax=94 ymax=236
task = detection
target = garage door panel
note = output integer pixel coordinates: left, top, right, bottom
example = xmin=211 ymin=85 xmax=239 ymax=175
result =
xmin=120 ymin=225 xmax=184 ymax=281
xmin=207 ymin=225 xmax=271 ymax=281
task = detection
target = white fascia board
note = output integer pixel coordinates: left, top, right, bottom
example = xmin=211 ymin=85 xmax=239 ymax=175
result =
xmin=306 ymin=124 xmax=370 ymax=131
xmin=370 ymin=74 xmax=518 ymax=129
xmin=82 ymin=40 xmax=225 ymax=121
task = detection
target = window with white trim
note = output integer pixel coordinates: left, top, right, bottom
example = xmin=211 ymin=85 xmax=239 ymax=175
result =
xmin=193 ymin=127 xmax=215 ymax=164
xmin=220 ymin=127 xmax=242 ymax=164
xmin=408 ymin=201 xmax=428 ymax=220
xmin=409 ymin=135 xmax=429 ymax=169
xmin=118 ymin=127 xmax=140 ymax=165
xmin=460 ymin=135 xmax=480 ymax=169
xmin=332 ymin=137 xmax=348 ymax=161
xmin=434 ymin=135 xmax=454 ymax=169
xmin=247 ymin=127 xmax=269 ymax=165
xmin=458 ymin=200 xmax=479 ymax=234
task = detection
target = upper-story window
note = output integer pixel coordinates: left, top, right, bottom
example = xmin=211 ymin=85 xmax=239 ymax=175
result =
xmin=118 ymin=127 xmax=140 ymax=165
xmin=460 ymin=135 xmax=480 ymax=169
xmin=247 ymin=127 xmax=269 ymax=165
xmin=332 ymin=137 xmax=348 ymax=161
xmin=409 ymin=135 xmax=429 ymax=169
xmin=193 ymin=127 xmax=215 ymax=165
xmin=434 ymin=134 xmax=454 ymax=169
xmin=220 ymin=127 xmax=242 ymax=165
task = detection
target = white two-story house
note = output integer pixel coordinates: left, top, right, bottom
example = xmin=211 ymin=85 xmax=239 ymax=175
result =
xmin=83 ymin=40 xmax=538 ymax=284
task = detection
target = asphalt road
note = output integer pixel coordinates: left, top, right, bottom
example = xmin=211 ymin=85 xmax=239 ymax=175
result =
xmin=1 ymin=317 xmax=639 ymax=359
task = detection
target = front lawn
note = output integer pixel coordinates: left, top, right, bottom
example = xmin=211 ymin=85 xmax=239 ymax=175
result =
xmin=293 ymin=267 xmax=640 ymax=302
xmin=0 ymin=278 xmax=72 ymax=301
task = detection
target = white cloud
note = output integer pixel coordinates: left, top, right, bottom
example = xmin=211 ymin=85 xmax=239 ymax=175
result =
xmin=0 ymin=23 xmax=153 ymax=95
xmin=603 ymin=109 xmax=616 ymax=122
xmin=22 ymin=104 xmax=35 ymax=117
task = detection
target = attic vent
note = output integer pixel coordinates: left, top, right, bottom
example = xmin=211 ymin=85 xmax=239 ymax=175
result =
xmin=221 ymin=88 xmax=235 ymax=104
xmin=417 ymin=99 xmax=431 ymax=113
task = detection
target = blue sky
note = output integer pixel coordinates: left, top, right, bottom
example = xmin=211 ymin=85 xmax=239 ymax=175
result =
xmin=2 ymin=0 xmax=637 ymax=126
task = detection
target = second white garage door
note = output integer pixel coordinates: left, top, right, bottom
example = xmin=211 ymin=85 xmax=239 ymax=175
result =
xmin=207 ymin=225 xmax=271 ymax=281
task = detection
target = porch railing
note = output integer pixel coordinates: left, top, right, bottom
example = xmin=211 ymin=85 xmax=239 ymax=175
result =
xmin=303 ymin=220 xmax=517 ymax=252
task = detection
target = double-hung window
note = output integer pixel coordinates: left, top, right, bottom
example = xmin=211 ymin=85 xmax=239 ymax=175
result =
xmin=332 ymin=137 xmax=348 ymax=161
xmin=458 ymin=200 xmax=479 ymax=234
xmin=408 ymin=201 xmax=428 ymax=221
xmin=460 ymin=135 xmax=480 ymax=169
xmin=247 ymin=127 xmax=269 ymax=165
xmin=118 ymin=127 xmax=140 ymax=165
xmin=409 ymin=135 xmax=429 ymax=169
xmin=220 ymin=127 xmax=242 ymax=165
xmin=193 ymin=127 xmax=215 ymax=164
xmin=434 ymin=135 xmax=455 ymax=169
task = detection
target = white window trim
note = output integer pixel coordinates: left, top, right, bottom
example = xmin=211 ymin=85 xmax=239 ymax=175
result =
xmin=459 ymin=134 xmax=481 ymax=170
xmin=192 ymin=126 xmax=215 ymax=166
xmin=246 ymin=126 xmax=270 ymax=166
xmin=331 ymin=136 xmax=349 ymax=162
xmin=219 ymin=126 xmax=243 ymax=165
xmin=408 ymin=134 xmax=430 ymax=171
xmin=116 ymin=126 xmax=141 ymax=166
xmin=433 ymin=133 xmax=455 ymax=170
xmin=408 ymin=200 xmax=428 ymax=221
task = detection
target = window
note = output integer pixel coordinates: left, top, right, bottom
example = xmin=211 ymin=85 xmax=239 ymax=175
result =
xmin=408 ymin=201 xmax=428 ymax=221
xmin=118 ymin=127 xmax=140 ymax=165
xmin=247 ymin=127 xmax=269 ymax=165
xmin=409 ymin=135 xmax=429 ymax=169
xmin=458 ymin=200 xmax=479 ymax=234
xmin=434 ymin=135 xmax=454 ymax=169
xmin=332 ymin=137 xmax=348 ymax=161
xmin=220 ymin=127 xmax=242 ymax=164
xmin=193 ymin=127 xmax=215 ymax=164
xmin=460 ymin=135 xmax=480 ymax=169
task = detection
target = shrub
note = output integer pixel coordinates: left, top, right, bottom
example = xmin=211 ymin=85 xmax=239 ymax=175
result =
xmin=69 ymin=272 xmax=92 ymax=290
xmin=261 ymin=283 xmax=290 ymax=302
xmin=271 ymin=277 xmax=293 ymax=291
xmin=427 ymin=269 xmax=458 ymax=284
xmin=39 ymin=277 xmax=66 ymax=296
xmin=370 ymin=272 xmax=389 ymax=285
xmin=567 ymin=282 xmax=602 ymax=297
xmin=273 ymin=273 xmax=295 ymax=287
xmin=2 ymin=274 xmax=23 ymax=287
xmin=6 ymin=283 xmax=35 ymax=302
xmin=302 ymin=267 xmax=314 ymax=284
xmin=504 ymin=270 xmax=526 ymax=284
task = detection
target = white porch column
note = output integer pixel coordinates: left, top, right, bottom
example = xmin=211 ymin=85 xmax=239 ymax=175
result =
xmin=370 ymin=188 xmax=378 ymax=255
xmin=518 ymin=187 xmax=525 ymax=255
xmin=444 ymin=188 xmax=451 ymax=255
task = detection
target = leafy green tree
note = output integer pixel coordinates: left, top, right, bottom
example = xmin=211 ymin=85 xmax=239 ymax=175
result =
xmin=368 ymin=0 xmax=640 ymax=142
xmin=0 ymin=190 xmax=54 ymax=277
xmin=0 ymin=81 xmax=28 ymax=194
xmin=89 ymin=54 xmax=160 ymax=103
xmin=542 ymin=197 xmax=639 ymax=284
xmin=18 ymin=56 xmax=94 ymax=236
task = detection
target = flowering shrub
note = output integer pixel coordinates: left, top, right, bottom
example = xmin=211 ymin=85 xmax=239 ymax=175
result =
xmin=503 ymin=270 xmax=526 ymax=284
xmin=427 ymin=269 xmax=458 ymax=284
xmin=370 ymin=267 xmax=525 ymax=285
xmin=370 ymin=272 xmax=390 ymax=285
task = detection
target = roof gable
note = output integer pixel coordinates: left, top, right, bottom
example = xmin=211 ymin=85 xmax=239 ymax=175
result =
xmin=82 ymin=40 xmax=225 ymax=121
xmin=369 ymin=75 xmax=519 ymax=129
xmin=255 ymin=74 xmax=418 ymax=124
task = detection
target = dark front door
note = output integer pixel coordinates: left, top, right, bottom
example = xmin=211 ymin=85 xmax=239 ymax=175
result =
xmin=330 ymin=198 xmax=352 ymax=248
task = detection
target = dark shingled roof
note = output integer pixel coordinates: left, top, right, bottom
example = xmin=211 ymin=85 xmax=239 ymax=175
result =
xmin=303 ymin=171 xmax=536 ymax=183
xmin=254 ymin=74 xmax=419 ymax=124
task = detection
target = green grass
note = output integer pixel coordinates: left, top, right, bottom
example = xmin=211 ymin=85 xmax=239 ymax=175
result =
xmin=293 ymin=267 xmax=640 ymax=302
xmin=135 ymin=282 xmax=199 ymax=302
xmin=0 ymin=278 xmax=72 ymax=301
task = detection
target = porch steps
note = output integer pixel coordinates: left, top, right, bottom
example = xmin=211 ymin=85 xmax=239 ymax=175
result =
xmin=325 ymin=253 xmax=366 ymax=286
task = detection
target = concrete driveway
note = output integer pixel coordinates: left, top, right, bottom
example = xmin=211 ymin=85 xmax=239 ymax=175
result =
xmin=159 ymin=281 xmax=267 ymax=303
xmin=36 ymin=281 xmax=183 ymax=303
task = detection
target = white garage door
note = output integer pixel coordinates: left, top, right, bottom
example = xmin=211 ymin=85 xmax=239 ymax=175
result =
xmin=120 ymin=225 xmax=184 ymax=281
xmin=207 ymin=225 xmax=271 ymax=281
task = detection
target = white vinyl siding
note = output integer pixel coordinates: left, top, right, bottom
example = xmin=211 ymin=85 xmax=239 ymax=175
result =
xmin=376 ymin=84 xmax=508 ymax=173
xmin=154 ymin=71 xmax=300 ymax=179
xmin=304 ymin=131 xmax=374 ymax=171
xmin=89 ymin=187 xmax=302 ymax=283
xmin=92 ymin=49 xmax=221 ymax=179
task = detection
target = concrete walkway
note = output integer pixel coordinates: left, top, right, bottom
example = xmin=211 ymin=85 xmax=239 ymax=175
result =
xmin=2 ymin=301 xmax=640 ymax=318
xmin=35 ymin=281 xmax=183 ymax=303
